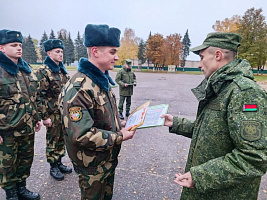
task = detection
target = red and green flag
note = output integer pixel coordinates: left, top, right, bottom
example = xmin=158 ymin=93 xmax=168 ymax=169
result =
xmin=242 ymin=104 xmax=257 ymax=112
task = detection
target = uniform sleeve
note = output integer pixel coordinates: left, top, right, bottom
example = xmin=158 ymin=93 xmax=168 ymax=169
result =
xmin=35 ymin=69 xmax=50 ymax=120
xmin=190 ymin=88 xmax=267 ymax=193
xmin=115 ymin=70 xmax=124 ymax=87
xmin=169 ymin=116 xmax=195 ymax=138
xmin=64 ymin=87 xmax=123 ymax=151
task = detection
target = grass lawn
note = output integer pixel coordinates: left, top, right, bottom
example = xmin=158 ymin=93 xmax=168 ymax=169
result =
xmin=254 ymin=74 xmax=267 ymax=82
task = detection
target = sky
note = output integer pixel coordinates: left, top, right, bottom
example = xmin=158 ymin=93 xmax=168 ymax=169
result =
xmin=0 ymin=0 xmax=266 ymax=61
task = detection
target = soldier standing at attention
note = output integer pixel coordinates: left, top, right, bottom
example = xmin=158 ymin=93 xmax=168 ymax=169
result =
xmin=35 ymin=39 xmax=72 ymax=181
xmin=115 ymin=59 xmax=137 ymax=120
xmin=0 ymin=29 xmax=42 ymax=200
xmin=161 ymin=32 xmax=267 ymax=200
xmin=59 ymin=24 xmax=136 ymax=200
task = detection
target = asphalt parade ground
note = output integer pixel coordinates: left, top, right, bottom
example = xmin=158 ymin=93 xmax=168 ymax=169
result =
xmin=1 ymin=71 xmax=266 ymax=200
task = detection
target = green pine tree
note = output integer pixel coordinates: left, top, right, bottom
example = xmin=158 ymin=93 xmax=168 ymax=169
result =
xmin=138 ymin=38 xmax=146 ymax=65
xmin=181 ymin=29 xmax=191 ymax=68
xmin=22 ymin=35 xmax=38 ymax=64
xmin=65 ymin=32 xmax=75 ymax=65
xmin=75 ymin=31 xmax=87 ymax=61
xmin=49 ymin=29 xmax=56 ymax=39
xmin=39 ymin=31 xmax=48 ymax=62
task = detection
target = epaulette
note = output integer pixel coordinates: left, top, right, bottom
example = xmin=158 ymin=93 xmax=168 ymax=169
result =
xmin=73 ymin=77 xmax=85 ymax=88
xmin=233 ymin=76 xmax=254 ymax=91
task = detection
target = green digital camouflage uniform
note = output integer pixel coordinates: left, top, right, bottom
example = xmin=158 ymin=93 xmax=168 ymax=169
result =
xmin=0 ymin=51 xmax=41 ymax=190
xmin=170 ymin=59 xmax=267 ymax=200
xmin=59 ymin=58 xmax=123 ymax=200
xmin=115 ymin=65 xmax=136 ymax=113
xmin=35 ymin=56 xmax=70 ymax=164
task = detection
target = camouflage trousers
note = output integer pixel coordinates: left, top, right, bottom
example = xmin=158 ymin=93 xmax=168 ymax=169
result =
xmin=46 ymin=114 xmax=65 ymax=164
xmin=0 ymin=133 xmax=35 ymax=189
xmin=118 ymin=95 xmax=131 ymax=113
xmin=78 ymin=169 xmax=115 ymax=200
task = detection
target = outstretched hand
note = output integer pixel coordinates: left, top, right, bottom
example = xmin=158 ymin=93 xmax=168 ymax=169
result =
xmin=121 ymin=126 xmax=136 ymax=141
xmin=160 ymin=114 xmax=174 ymax=127
xmin=174 ymin=172 xmax=194 ymax=188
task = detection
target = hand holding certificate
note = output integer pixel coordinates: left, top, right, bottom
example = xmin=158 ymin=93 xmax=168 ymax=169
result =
xmin=126 ymin=101 xmax=169 ymax=130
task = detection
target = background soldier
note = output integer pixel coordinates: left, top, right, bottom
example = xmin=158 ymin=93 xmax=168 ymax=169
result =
xmin=36 ymin=39 xmax=72 ymax=181
xmin=115 ymin=59 xmax=137 ymax=119
xmin=59 ymin=24 xmax=136 ymax=200
xmin=161 ymin=32 xmax=267 ymax=200
xmin=0 ymin=29 xmax=42 ymax=200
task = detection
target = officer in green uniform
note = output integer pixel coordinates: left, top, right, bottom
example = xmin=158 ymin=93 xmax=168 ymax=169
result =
xmin=161 ymin=32 xmax=267 ymax=200
xmin=35 ymin=39 xmax=72 ymax=181
xmin=59 ymin=24 xmax=136 ymax=200
xmin=0 ymin=29 xmax=42 ymax=200
xmin=115 ymin=59 xmax=137 ymax=119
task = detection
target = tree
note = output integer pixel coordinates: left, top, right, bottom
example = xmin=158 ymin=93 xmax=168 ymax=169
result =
xmin=137 ymin=39 xmax=146 ymax=66
xmin=212 ymin=15 xmax=241 ymax=32
xmin=237 ymin=8 xmax=267 ymax=68
xmin=65 ymin=32 xmax=75 ymax=65
xmin=116 ymin=28 xmax=139 ymax=65
xmin=146 ymin=33 xmax=164 ymax=68
xmin=49 ymin=29 xmax=56 ymax=39
xmin=164 ymin=33 xmax=183 ymax=66
xmin=74 ymin=31 xmax=87 ymax=61
xmin=22 ymin=35 xmax=38 ymax=64
xmin=39 ymin=31 xmax=48 ymax=62
xmin=57 ymin=29 xmax=68 ymax=63
xmin=181 ymin=30 xmax=191 ymax=68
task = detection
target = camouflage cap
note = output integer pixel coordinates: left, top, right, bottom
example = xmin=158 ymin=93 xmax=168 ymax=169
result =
xmin=125 ymin=59 xmax=132 ymax=66
xmin=190 ymin=32 xmax=242 ymax=55
xmin=43 ymin=39 xmax=65 ymax=52
xmin=0 ymin=29 xmax=24 ymax=45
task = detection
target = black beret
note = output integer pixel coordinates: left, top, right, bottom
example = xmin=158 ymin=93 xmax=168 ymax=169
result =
xmin=84 ymin=24 xmax=121 ymax=47
xmin=43 ymin=39 xmax=64 ymax=52
xmin=0 ymin=29 xmax=23 ymax=45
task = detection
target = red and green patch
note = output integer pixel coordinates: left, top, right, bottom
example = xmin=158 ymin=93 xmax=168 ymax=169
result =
xmin=242 ymin=104 xmax=257 ymax=112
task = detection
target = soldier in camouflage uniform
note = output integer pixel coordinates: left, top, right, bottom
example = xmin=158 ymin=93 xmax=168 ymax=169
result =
xmin=115 ymin=59 xmax=137 ymax=120
xmin=0 ymin=30 xmax=42 ymax=200
xmin=35 ymin=39 xmax=72 ymax=181
xmin=161 ymin=32 xmax=267 ymax=200
xmin=59 ymin=24 xmax=136 ymax=200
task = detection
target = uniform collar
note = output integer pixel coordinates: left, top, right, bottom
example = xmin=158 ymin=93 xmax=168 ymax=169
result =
xmin=44 ymin=56 xmax=67 ymax=74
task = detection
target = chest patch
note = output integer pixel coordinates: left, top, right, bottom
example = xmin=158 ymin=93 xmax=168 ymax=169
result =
xmin=241 ymin=120 xmax=262 ymax=141
xmin=69 ymin=106 xmax=82 ymax=122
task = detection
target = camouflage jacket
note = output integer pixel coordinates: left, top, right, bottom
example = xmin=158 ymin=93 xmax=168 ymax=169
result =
xmin=59 ymin=58 xmax=123 ymax=175
xmin=0 ymin=52 xmax=41 ymax=136
xmin=35 ymin=56 xmax=69 ymax=119
xmin=170 ymin=59 xmax=267 ymax=200
xmin=115 ymin=66 xmax=136 ymax=96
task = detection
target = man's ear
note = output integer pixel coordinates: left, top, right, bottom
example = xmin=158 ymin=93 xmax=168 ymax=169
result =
xmin=47 ymin=51 xmax=51 ymax=56
xmin=215 ymin=50 xmax=223 ymax=61
xmin=91 ymin=47 xmax=99 ymax=58
xmin=0 ymin=45 xmax=4 ymax=52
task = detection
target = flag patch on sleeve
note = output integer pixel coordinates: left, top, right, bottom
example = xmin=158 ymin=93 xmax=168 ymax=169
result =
xmin=242 ymin=104 xmax=257 ymax=112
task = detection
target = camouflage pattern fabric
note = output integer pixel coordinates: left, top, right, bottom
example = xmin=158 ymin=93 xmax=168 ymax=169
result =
xmin=36 ymin=64 xmax=69 ymax=163
xmin=118 ymin=95 xmax=131 ymax=113
xmin=115 ymin=66 xmax=136 ymax=96
xmin=170 ymin=59 xmax=267 ymax=200
xmin=0 ymin=64 xmax=41 ymax=189
xmin=59 ymin=65 xmax=123 ymax=199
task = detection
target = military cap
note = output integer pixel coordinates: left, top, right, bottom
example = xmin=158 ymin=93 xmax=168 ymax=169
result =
xmin=0 ymin=29 xmax=23 ymax=45
xmin=84 ymin=24 xmax=121 ymax=47
xmin=191 ymin=32 xmax=242 ymax=55
xmin=43 ymin=39 xmax=64 ymax=52
xmin=125 ymin=59 xmax=132 ymax=66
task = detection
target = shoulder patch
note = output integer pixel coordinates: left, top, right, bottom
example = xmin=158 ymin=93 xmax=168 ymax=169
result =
xmin=241 ymin=120 xmax=262 ymax=141
xmin=69 ymin=106 xmax=82 ymax=122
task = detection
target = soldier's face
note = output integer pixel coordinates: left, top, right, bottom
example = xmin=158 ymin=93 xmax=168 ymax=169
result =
xmin=47 ymin=48 xmax=63 ymax=64
xmin=199 ymin=48 xmax=218 ymax=79
xmin=97 ymin=46 xmax=119 ymax=72
xmin=0 ymin=42 xmax=22 ymax=60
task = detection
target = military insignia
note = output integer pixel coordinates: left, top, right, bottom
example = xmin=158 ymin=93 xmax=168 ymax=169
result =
xmin=59 ymin=42 xmax=62 ymax=45
xmin=69 ymin=106 xmax=82 ymax=122
xmin=17 ymin=34 xmax=20 ymax=37
xmin=242 ymin=104 xmax=257 ymax=112
xmin=241 ymin=121 xmax=262 ymax=141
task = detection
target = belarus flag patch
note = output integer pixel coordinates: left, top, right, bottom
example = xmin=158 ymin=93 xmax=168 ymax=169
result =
xmin=243 ymin=104 xmax=257 ymax=112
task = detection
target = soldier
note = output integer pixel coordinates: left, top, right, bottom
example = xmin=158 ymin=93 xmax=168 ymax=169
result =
xmin=0 ymin=29 xmax=42 ymax=200
xmin=35 ymin=39 xmax=72 ymax=181
xmin=59 ymin=24 xmax=136 ymax=200
xmin=115 ymin=59 xmax=137 ymax=119
xmin=161 ymin=32 xmax=267 ymax=200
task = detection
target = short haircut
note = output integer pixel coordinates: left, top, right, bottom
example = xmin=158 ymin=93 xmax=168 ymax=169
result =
xmin=207 ymin=47 xmax=236 ymax=61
